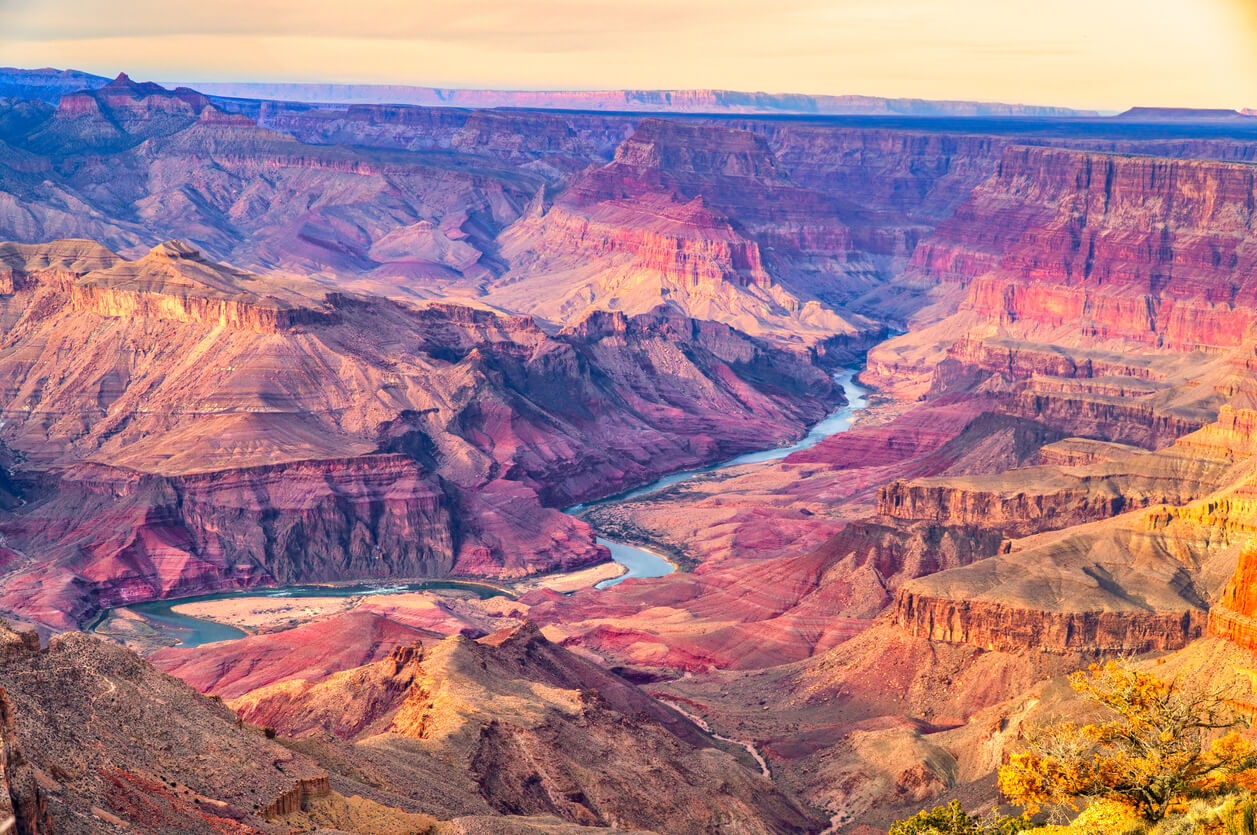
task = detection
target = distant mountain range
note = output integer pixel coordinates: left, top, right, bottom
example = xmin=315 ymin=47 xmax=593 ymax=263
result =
xmin=1117 ymin=106 xmax=1256 ymax=121
xmin=161 ymin=81 xmax=1102 ymax=118
xmin=0 ymin=67 xmax=108 ymax=103
xmin=1 ymin=66 xmax=1098 ymax=117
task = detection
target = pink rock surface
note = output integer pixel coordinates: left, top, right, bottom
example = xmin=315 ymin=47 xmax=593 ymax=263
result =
xmin=150 ymin=610 xmax=437 ymax=698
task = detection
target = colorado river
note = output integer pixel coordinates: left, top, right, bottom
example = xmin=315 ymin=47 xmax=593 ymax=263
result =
xmin=578 ymin=368 xmax=869 ymax=588
xmin=93 ymin=368 xmax=868 ymax=645
xmin=93 ymin=580 xmax=509 ymax=649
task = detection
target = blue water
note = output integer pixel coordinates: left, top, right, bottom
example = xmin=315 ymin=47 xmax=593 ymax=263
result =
xmin=593 ymin=537 xmax=677 ymax=589
xmin=583 ymin=368 xmax=870 ymax=588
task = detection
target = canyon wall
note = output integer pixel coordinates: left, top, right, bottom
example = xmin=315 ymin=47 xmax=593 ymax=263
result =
xmin=895 ymin=589 xmax=1207 ymax=654
xmin=913 ymin=146 xmax=1257 ymax=350
xmin=0 ymin=455 xmax=458 ymax=629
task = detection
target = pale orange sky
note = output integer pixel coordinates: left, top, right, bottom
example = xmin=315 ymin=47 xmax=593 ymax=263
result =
xmin=1 ymin=0 xmax=1254 ymax=110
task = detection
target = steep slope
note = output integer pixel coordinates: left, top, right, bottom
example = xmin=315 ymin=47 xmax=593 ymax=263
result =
xmin=491 ymin=118 xmax=881 ymax=349
xmin=182 ymin=621 xmax=823 ymax=833
xmin=0 ymin=620 xmax=332 ymax=833
xmin=150 ymin=611 xmax=440 ymax=699
xmin=908 ymin=146 xmax=1257 ymax=350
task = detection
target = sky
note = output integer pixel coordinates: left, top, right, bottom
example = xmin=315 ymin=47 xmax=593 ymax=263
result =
xmin=1 ymin=0 xmax=1255 ymax=111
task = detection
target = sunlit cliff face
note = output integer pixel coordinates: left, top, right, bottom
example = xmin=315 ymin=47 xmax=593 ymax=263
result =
xmin=0 ymin=0 xmax=1253 ymax=110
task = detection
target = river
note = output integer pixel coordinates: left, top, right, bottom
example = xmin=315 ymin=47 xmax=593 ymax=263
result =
xmin=93 ymin=367 xmax=868 ymax=647
xmin=93 ymin=580 xmax=509 ymax=649
xmin=579 ymin=368 xmax=869 ymax=588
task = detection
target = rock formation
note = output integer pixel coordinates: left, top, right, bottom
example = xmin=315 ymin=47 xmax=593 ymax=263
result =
xmin=911 ymin=146 xmax=1257 ymax=351
xmin=0 ymin=619 xmax=330 ymax=833
xmin=183 ymin=621 xmax=823 ymax=833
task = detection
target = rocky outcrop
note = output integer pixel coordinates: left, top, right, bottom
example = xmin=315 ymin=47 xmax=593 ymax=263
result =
xmin=878 ymin=478 xmax=1138 ymax=537
xmin=0 ymin=239 xmax=121 ymax=287
xmin=5 ymin=239 xmax=337 ymax=331
xmin=0 ymin=455 xmax=457 ymax=629
xmin=895 ymin=589 xmax=1206 ymax=654
xmin=259 ymin=776 xmax=331 ymax=819
xmin=1004 ymin=388 xmax=1208 ymax=449
xmin=1035 ymin=438 xmax=1145 ymax=467
xmin=0 ymin=622 xmax=331 ymax=832
xmin=0 ymin=684 xmax=53 ymax=835
xmin=30 ymin=73 xmax=215 ymax=152
xmin=880 ymin=406 xmax=1257 ymax=655
xmin=1206 ymin=533 xmax=1257 ymax=652
xmin=876 ymin=434 xmax=1228 ymax=538
xmin=527 ymin=200 xmax=770 ymax=289
xmin=69 ymin=281 xmax=333 ymax=332
xmin=492 ymin=118 xmax=881 ymax=345
xmin=1176 ymin=406 xmax=1257 ymax=460
xmin=944 ymin=336 xmax=1166 ymax=382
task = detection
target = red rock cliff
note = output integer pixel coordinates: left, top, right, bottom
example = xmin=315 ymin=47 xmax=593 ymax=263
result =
xmin=896 ymin=588 xmax=1206 ymax=654
xmin=913 ymin=146 xmax=1257 ymax=350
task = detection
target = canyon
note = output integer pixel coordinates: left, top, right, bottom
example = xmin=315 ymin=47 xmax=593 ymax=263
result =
xmin=2 ymin=67 xmax=1257 ymax=833
xmin=0 ymin=235 xmax=841 ymax=630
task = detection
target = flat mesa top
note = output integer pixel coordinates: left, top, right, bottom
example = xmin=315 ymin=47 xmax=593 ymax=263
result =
xmin=148 ymin=240 xmax=202 ymax=259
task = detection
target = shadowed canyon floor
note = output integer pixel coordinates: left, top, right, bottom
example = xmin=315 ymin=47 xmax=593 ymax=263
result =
xmin=5 ymin=68 xmax=1257 ymax=833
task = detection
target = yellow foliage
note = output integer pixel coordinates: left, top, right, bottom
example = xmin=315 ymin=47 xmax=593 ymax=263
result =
xmin=1000 ymin=662 xmax=1257 ymax=821
xmin=1037 ymin=799 xmax=1144 ymax=835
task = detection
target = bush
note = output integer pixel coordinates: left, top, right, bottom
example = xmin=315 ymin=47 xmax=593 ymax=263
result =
xmin=999 ymin=661 xmax=1257 ymax=821
xmin=1037 ymin=799 xmax=1144 ymax=834
xmin=1223 ymin=795 xmax=1257 ymax=835
xmin=888 ymin=799 xmax=1033 ymax=835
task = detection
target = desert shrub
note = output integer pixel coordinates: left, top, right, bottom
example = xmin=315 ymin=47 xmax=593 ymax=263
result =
xmin=1000 ymin=662 xmax=1257 ymax=822
xmin=888 ymin=799 xmax=1033 ymax=835
xmin=1222 ymin=794 xmax=1257 ymax=835
xmin=1070 ymin=799 xmax=1146 ymax=834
